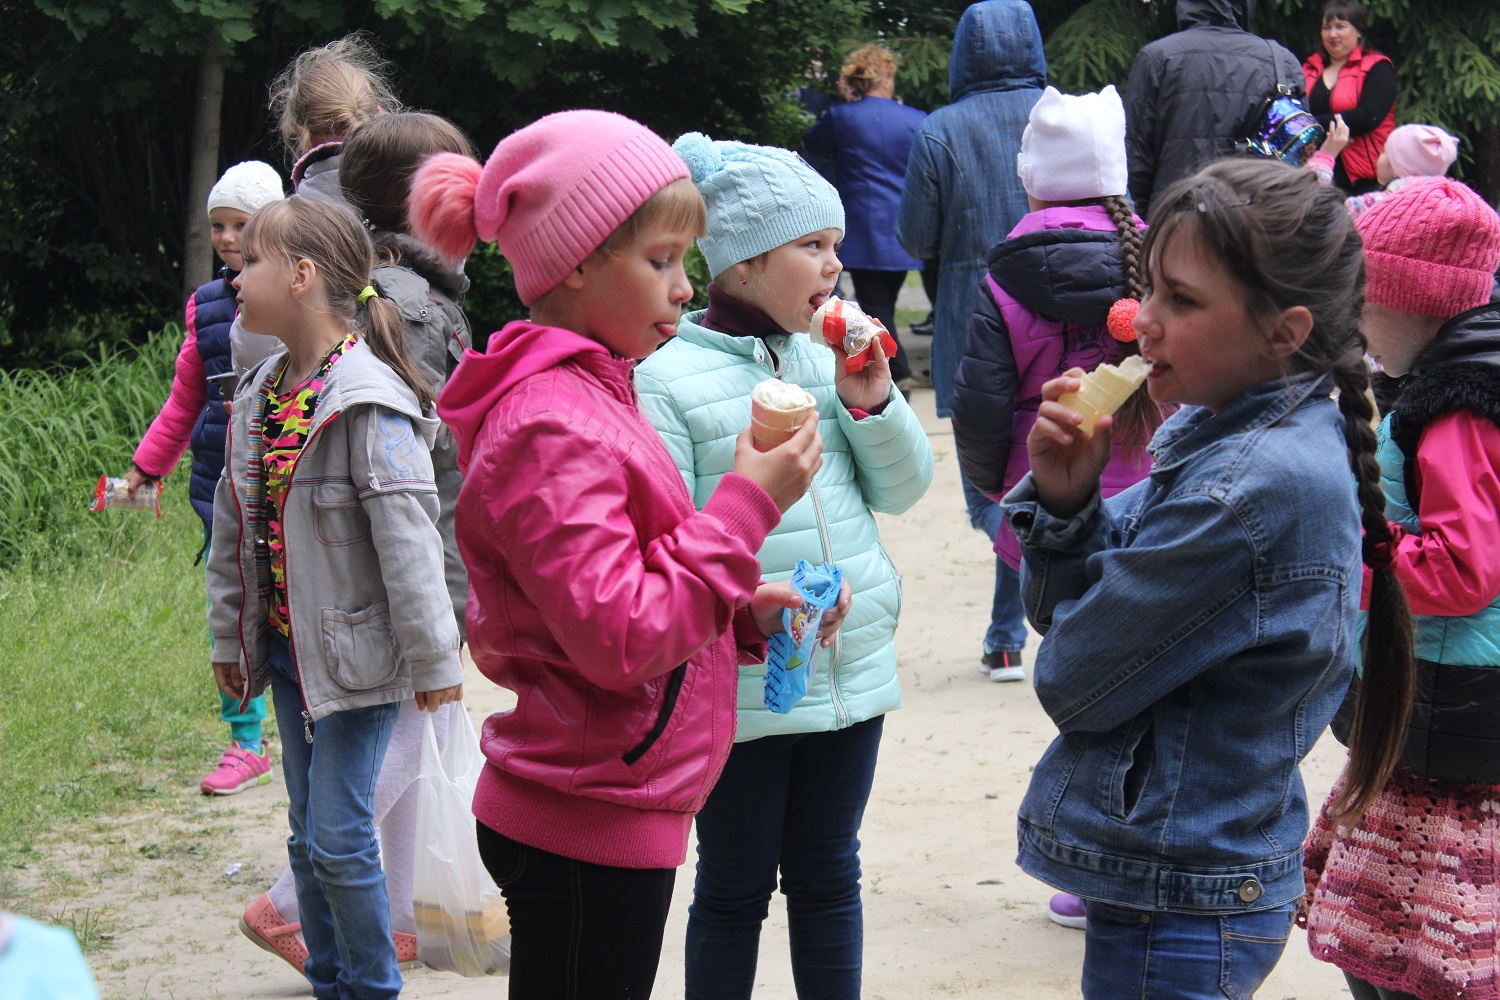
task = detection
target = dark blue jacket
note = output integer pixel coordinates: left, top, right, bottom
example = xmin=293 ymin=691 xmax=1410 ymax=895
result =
xmin=187 ymin=270 xmax=236 ymax=527
xmin=806 ymin=96 xmax=927 ymax=271
xmin=896 ymin=0 xmax=1047 ymax=415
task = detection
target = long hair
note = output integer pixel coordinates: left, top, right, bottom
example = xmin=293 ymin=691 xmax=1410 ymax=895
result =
xmin=340 ymin=112 xmax=475 ymax=243
xmin=1143 ymin=158 xmax=1414 ymax=825
xmin=1100 ymin=193 xmax=1165 ymax=455
xmin=241 ymin=199 xmax=433 ymax=410
xmin=268 ymin=33 xmax=402 ymax=157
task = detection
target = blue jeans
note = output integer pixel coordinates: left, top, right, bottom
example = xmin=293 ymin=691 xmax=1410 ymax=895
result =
xmin=685 ymin=716 xmax=884 ymax=1000
xmin=267 ymin=632 xmax=401 ymax=1000
xmin=961 ymin=472 xmax=1026 ymax=654
xmin=1081 ymin=901 xmax=1295 ymax=1000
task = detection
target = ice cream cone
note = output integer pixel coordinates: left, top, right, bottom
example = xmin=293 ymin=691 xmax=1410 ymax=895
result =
xmin=749 ymin=380 xmax=816 ymax=451
xmin=1057 ymin=356 xmax=1152 ymax=437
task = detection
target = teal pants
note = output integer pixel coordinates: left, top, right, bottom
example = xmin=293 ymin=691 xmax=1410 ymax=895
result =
xmin=205 ymin=527 xmax=266 ymax=744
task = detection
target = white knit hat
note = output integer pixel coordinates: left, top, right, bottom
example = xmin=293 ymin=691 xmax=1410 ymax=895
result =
xmin=206 ymin=161 xmax=285 ymax=217
xmin=1016 ymin=85 xmax=1128 ymax=202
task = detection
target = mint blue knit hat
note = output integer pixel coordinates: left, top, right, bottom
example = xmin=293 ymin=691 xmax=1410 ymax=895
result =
xmin=673 ymin=132 xmax=845 ymax=279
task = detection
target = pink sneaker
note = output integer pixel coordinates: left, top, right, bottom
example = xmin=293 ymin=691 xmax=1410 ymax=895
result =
xmin=200 ymin=741 xmax=271 ymax=795
xmin=394 ymin=930 xmax=420 ymax=970
xmin=239 ymin=892 xmax=308 ymax=973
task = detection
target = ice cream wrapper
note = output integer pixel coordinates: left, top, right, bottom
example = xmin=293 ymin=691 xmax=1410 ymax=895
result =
xmin=764 ymin=560 xmax=844 ymax=714
xmin=810 ymin=298 xmax=898 ymax=373
xmin=91 ymin=475 xmax=162 ymax=516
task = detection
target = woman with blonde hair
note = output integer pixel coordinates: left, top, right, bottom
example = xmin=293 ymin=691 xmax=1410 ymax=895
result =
xmin=805 ymin=43 xmax=927 ymax=390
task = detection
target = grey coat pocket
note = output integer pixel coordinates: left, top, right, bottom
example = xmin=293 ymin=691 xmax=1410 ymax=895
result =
xmin=313 ymin=480 xmax=371 ymax=547
xmin=320 ymin=602 xmax=401 ymax=691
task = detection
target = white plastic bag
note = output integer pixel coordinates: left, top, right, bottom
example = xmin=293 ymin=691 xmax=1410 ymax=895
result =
xmin=412 ymin=704 xmax=511 ymax=976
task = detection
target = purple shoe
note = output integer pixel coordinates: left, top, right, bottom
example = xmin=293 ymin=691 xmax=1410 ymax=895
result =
xmin=1047 ymin=892 xmax=1087 ymax=929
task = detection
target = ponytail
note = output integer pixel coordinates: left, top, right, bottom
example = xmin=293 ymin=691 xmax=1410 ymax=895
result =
xmin=1101 ymin=194 xmax=1165 ymax=455
xmin=360 ymin=292 xmax=435 ymax=412
xmin=1329 ymin=358 xmax=1415 ymax=825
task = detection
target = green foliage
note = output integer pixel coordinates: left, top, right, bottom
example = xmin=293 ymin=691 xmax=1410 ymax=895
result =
xmin=0 ymin=327 xmax=184 ymax=570
xmin=1044 ymin=0 xmax=1158 ymax=95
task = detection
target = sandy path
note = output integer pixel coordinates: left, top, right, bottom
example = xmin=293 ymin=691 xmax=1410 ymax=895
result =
xmin=85 ymin=386 xmax=1354 ymax=999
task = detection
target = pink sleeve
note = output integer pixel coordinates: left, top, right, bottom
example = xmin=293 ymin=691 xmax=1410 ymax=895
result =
xmin=732 ymin=603 xmax=769 ymax=665
xmin=1377 ymin=413 xmax=1500 ymax=617
xmin=132 ymin=297 xmax=210 ymax=478
xmin=479 ymin=412 xmax=780 ymax=690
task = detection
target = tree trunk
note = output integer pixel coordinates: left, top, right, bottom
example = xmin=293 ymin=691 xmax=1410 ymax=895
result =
xmin=183 ymin=33 xmax=225 ymax=298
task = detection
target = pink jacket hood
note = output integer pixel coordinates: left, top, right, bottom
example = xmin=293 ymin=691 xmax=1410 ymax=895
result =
xmin=439 ymin=320 xmax=610 ymax=472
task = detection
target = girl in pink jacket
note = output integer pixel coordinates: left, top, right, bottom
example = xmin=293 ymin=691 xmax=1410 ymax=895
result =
xmin=409 ymin=110 xmax=838 ymax=1000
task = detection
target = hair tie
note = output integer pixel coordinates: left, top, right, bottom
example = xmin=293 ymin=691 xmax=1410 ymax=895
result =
xmin=1363 ymin=536 xmax=1396 ymax=572
xmin=1107 ymin=298 xmax=1140 ymax=342
xmin=358 ymin=285 xmax=378 ymax=304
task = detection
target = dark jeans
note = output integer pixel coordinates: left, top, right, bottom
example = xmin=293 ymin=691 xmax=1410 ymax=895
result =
xmin=845 ymin=269 xmax=911 ymax=382
xmin=1081 ymin=900 xmax=1295 ymax=1000
xmin=476 ymin=822 xmax=675 ymax=1000
xmin=685 ymin=715 xmax=884 ymax=1000
xmin=1344 ymin=972 xmax=1424 ymax=1000
xmin=961 ymin=472 xmax=1027 ymax=654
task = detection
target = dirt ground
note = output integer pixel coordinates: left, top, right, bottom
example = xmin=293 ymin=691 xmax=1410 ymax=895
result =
xmin=61 ymin=382 xmax=1357 ymax=999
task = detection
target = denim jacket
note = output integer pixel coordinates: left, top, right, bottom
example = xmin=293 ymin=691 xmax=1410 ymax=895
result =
xmin=1002 ymin=373 xmax=1359 ymax=913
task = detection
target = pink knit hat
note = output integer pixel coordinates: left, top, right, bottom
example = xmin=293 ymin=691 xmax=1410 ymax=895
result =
xmin=409 ymin=110 xmax=689 ymax=305
xmin=1357 ymin=178 xmax=1500 ymax=318
xmin=1383 ymin=124 xmax=1459 ymax=179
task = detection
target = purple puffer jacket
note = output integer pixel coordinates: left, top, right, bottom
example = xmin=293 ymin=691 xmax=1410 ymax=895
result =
xmin=951 ymin=205 xmax=1157 ymax=568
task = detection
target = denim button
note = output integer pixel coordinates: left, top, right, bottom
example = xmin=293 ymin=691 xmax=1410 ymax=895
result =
xmin=1238 ymin=878 xmax=1263 ymax=902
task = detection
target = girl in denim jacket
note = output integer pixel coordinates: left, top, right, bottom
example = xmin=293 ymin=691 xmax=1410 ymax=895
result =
xmin=1003 ymin=158 xmax=1414 ymax=999
xmin=208 ymin=197 xmax=465 ymax=999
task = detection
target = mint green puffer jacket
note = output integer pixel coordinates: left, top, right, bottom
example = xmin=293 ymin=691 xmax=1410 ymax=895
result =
xmin=635 ymin=312 xmax=934 ymax=741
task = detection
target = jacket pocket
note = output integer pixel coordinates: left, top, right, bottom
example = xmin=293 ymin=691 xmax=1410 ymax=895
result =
xmin=622 ymin=663 xmax=687 ymax=766
xmin=313 ymin=480 xmax=371 ymax=547
xmin=320 ymin=602 xmax=401 ymax=691
xmin=1105 ymin=717 xmax=1155 ymax=821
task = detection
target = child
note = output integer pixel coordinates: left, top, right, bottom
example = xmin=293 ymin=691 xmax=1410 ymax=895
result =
xmin=232 ymin=32 xmax=400 ymax=376
xmin=121 ymin=160 xmax=284 ymax=795
xmin=1310 ymin=121 xmax=1460 ymax=219
xmin=208 ymin=197 xmax=464 ymax=1000
xmin=236 ymin=111 xmax=477 ymax=972
xmin=635 ymin=133 xmax=933 ymax=998
xmin=950 ymin=84 xmax=1165 ymax=928
xmin=1302 ymin=179 xmax=1500 ymax=1000
xmin=952 ymin=84 xmax=1163 ymax=684
xmin=407 ymin=109 xmax=830 ymax=999
xmin=1002 ymin=157 xmax=1413 ymax=998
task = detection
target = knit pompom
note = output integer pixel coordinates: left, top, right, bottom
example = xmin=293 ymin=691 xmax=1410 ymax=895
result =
xmin=673 ymin=132 xmax=723 ymax=183
xmin=1107 ymin=297 xmax=1140 ymax=342
xmin=407 ymin=152 xmax=482 ymax=265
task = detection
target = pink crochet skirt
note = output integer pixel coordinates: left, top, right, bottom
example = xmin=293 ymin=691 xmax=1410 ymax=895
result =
xmin=1303 ymin=766 xmax=1500 ymax=999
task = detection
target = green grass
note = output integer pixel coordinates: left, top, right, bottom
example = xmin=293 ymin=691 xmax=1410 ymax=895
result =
xmin=0 ymin=327 xmax=273 ymax=871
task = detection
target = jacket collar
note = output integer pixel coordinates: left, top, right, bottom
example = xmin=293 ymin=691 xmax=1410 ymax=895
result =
xmin=676 ymin=301 xmax=796 ymax=373
xmin=372 ymin=229 xmax=470 ymax=301
xmin=1148 ymin=371 xmax=1333 ymax=473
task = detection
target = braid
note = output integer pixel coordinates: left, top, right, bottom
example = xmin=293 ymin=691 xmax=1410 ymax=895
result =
xmin=1329 ymin=356 xmax=1415 ymax=826
xmin=1103 ymin=195 xmax=1144 ymax=300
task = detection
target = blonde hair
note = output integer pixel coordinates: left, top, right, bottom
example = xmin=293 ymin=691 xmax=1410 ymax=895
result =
xmin=269 ymin=33 xmax=402 ymax=157
xmin=241 ymin=199 xmax=433 ymax=409
xmin=840 ymin=44 xmax=898 ymax=98
xmin=595 ymin=177 xmax=707 ymax=257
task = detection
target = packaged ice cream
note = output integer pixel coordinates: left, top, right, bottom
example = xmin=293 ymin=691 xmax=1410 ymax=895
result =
xmin=749 ymin=378 xmax=816 ymax=451
xmin=764 ymin=560 xmax=844 ymax=714
xmin=809 ymin=298 xmax=899 ymax=373
xmin=1056 ymin=356 xmax=1153 ymax=437
xmin=90 ymin=475 xmax=162 ymax=516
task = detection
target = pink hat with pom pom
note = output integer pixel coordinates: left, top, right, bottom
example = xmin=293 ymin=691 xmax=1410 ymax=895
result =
xmin=409 ymin=110 xmax=688 ymax=305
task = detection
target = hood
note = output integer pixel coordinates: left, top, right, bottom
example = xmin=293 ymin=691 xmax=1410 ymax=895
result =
xmin=438 ymin=320 xmax=609 ymax=471
xmin=1414 ymin=304 xmax=1500 ymax=372
xmin=374 ymin=229 xmax=470 ymax=302
xmin=987 ymin=206 xmax=1133 ymax=326
xmin=1177 ymin=0 xmax=1254 ymax=30
xmin=950 ymin=0 xmax=1047 ymax=102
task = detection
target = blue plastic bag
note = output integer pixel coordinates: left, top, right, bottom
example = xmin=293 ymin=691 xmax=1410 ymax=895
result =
xmin=763 ymin=560 xmax=843 ymax=714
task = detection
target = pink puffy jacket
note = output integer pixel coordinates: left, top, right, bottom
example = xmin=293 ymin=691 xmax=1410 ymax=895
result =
xmin=440 ymin=321 xmax=779 ymax=869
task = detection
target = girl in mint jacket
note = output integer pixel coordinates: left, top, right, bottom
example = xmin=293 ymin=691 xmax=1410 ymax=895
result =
xmin=635 ymin=133 xmax=932 ymax=999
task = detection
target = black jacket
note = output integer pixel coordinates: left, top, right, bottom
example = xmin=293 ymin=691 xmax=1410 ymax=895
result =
xmin=1125 ymin=0 xmax=1303 ymax=216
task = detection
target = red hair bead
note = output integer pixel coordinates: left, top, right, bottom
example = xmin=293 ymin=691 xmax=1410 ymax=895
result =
xmin=1107 ymin=298 xmax=1140 ymax=342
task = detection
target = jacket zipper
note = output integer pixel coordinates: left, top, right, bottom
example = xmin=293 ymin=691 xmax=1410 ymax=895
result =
xmin=623 ymin=663 xmax=687 ymax=765
xmin=764 ymin=347 xmax=847 ymax=727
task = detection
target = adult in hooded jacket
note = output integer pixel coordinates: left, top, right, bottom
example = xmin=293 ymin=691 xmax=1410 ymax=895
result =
xmin=1125 ymin=0 xmax=1305 ymax=217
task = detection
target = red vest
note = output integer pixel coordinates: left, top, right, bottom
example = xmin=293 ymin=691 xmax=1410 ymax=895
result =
xmin=1303 ymin=47 xmax=1396 ymax=184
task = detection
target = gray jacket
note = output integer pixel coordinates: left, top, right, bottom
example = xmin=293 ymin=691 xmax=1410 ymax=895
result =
xmin=208 ymin=340 xmax=463 ymax=721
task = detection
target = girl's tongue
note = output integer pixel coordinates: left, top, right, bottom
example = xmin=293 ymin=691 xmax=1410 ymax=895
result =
xmin=809 ymin=291 xmax=831 ymax=310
